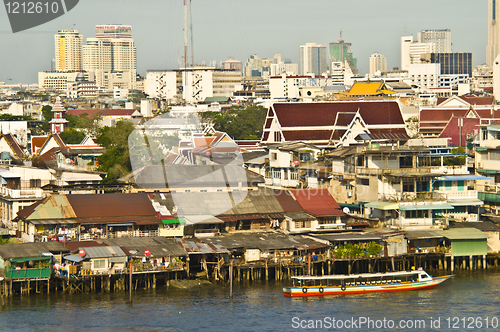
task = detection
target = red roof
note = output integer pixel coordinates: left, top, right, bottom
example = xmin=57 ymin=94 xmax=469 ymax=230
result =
xmin=66 ymin=109 xmax=137 ymax=117
xmin=66 ymin=193 xmax=156 ymax=218
xmin=272 ymin=101 xmax=405 ymax=128
xmin=290 ymin=189 xmax=344 ymax=217
xmin=438 ymin=117 xmax=480 ymax=146
xmin=273 ymin=190 xmax=303 ymax=212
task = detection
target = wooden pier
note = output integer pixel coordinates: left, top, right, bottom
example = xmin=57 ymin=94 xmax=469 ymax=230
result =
xmin=1 ymin=253 xmax=500 ymax=297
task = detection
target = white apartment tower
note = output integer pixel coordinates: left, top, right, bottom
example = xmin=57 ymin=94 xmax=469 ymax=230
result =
xmin=418 ymin=29 xmax=452 ymax=53
xmin=83 ymin=25 xmax=137 ymax=91
xmin=300 ymin=43 xmax=327 ymax=76
xmin=369 ymin=53 xmax=387 ymax=76
xmin=401 ymin=36 xmax=413 ymax=71
xmin=488 ymin=0 xmax=500 ymax=66
xmin=54 ymin=29 xmax=83 ymax=72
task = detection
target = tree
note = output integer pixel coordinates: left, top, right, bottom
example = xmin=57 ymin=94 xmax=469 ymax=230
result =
xmin=96 ymin=121 xmax=135 ymax=184
xmin=200 ymin=105 xmax=268 ymax=140
xmin=40 ymin=105 xmax=52 ymax=133
xmin=60 ymin=128 xmax=85 ymax=144
xmin=444 ymin=146 xmax=467 ymax=166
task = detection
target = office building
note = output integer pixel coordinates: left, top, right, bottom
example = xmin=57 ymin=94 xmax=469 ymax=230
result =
xmin=418 ymin=29 xmax=452 ymax=53
xmin=83 ymin=24 xmax=137 ymax=91
xmin=488 ymin=0 xmax=500 ymax=66
xmin=54 ymin=29 xmax=83 ymax=72
xmin=422 ymin=53 xmax=473 ymax=76
xmin=369 ymin=53 xmax=387 ymax=76
xmin=223 ymin=58 xmax=243 ymax=75
xmin=300 ymin=43 xmax=327 ymax=76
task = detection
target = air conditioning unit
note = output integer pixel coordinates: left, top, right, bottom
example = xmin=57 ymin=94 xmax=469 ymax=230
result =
xmin=477 ymin=162 xmax=483 ymax=168
xmin=347 ymin=191 xmax=353 ymax=197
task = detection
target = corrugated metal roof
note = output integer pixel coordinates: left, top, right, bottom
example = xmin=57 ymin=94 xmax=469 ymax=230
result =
xmin=102 ymin=237 xmax=187 ymax=257
xmin=312 ymin=232 xmax=382 ymax=242
xmin=290 ymin=189 xmax=344 ymax=217
xmin=80 ymin=246 xmax=127 ymax=258
xmin=25 ymin=195 xmax=77 ymax=220
xmin=203 ymin=232 xmax=328 ymax=251
xmin=0 ymin=242 xmax=69 ymax=259
xmin=404 ymin=230 xmax=444 ymax=240
xmin=436 ymin=228 xmax=488 ymax=240
xmin=67 ymin=193 xmax=156 ymax=218
xmin=175 ymin=237 xmax=228 ymax=254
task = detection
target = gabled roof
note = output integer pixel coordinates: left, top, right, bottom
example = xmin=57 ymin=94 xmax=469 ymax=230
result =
xmin=36 ymin=133 xmax=67 ymax=156
xmin=290 ymin=189 xmax=344 ymax=217
xmin=272 ymin=101 xmax=405 ymax=128
xmin=0 ymin=133 xmax=24 ymax=158
xmin=438 ymin=117 xmax=480 ymax=146
xmin=344 ymin=81 xmax=396 ymax=97
xmin=31 ymin=135 xmax=48 ymax=155
xmin=66 ymin=109 xmax=138 ymax=117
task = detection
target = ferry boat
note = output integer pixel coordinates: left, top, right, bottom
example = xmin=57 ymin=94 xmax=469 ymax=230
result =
xmin=283 ymin=269 xmax=453 ymax=297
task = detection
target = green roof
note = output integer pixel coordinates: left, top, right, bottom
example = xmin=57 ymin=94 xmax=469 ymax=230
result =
xmin=204 ymin=96 xmax=231 ymax=103
xmin=436 ymin=228 xmax=488 ymax=240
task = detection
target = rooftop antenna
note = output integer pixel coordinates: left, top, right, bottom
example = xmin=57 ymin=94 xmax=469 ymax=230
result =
xmin=183 ymin=0 xmax=188 ymax=99
xmin=190 ymin=0 xmax=194 ymax=67
xmin=339 ymin=29 xmax=343 ymax=41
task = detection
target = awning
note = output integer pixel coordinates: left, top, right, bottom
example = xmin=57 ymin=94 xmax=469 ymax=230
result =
xmin=338 ymin=203 xmax=361 ymax=209
xmin=365 ymin=201 xmax=399 ymax=210
xmin=63 ymin=255 xmax=84 ymax=263
xmin=10 ymin=256 xmax=51 ymax=262
xmin=184 ymin=215 xmax=224 ymax=224
xmin=108 ymin=223 xmax=133 ymax=227
xmin=448 ymin=199 xmax=484 ymax=206
xmin=399 ymin=204 xmax=454 ymax=211
xmin=439 ymin=175 xmax=491 ymax=181
xmin=477 ymin=169 xmax=500 ymax=174
xmin=162 ymin=218 xmax=185 ymax=225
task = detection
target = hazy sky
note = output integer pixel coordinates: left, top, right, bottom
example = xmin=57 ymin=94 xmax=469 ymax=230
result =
xmin=0 ymin=0 xmax=488 ymax=84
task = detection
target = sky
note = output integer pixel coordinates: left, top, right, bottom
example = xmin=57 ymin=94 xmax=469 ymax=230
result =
xmin=0 ymin=0 xmax=489 ymax=84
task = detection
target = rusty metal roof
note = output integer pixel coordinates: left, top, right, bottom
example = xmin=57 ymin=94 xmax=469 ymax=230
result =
xmin=0 ymin=242 xmax=69 ymax=259
xmin=67 ymin=193 xmax=156 ymax=218
xmin=80 ymin=246 xmax=127 ymax=259
xmin=102 ymin=237 xmax=187 ymax=257
xmin=174 ymin=237 xmax=228 ymax=254
xmin=203 ymin=232 xmax=329 ymax=252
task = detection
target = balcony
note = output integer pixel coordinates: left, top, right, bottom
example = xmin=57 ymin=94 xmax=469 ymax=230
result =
xmin=0 ymin=187 xmax=44 ymax=199
xmin=378 ymin=192 xmax=447 ymax=202
xmin=355 ymin=165 xmax=468 ymax=177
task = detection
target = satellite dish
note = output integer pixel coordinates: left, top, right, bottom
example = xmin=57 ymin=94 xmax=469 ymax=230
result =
xmin=343 ymin=207 xmax=350 ymax=214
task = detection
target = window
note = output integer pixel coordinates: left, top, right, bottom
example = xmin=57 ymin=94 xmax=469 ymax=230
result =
xmin=93 ymin=259 xmax=106 ymax=269
xmin=271 ymin=152 xmax=277 ymax=161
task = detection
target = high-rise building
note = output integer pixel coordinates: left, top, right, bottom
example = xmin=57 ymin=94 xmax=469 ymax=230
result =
xmin=83 ymin=24 xmax=137 ymax=90
xmin=369 ymin=53 xmax=387 ymax=76
xmin=422 ymin=52 xmax=473 ymax=76
xmin=329 ymin=32 xmax=357 ymax=72
xmin=409 ymin=42 xmax=435 ymax=64
xmin=418 ymin=29 xmax=452 ymax=53
xmin=244 ymin=55 xmax=273 ymax=78
xmin=300 ymin=43 xmax=327 ymax=75
xmin=54 ymin=29 xmax=82 ymax=72
xmin=488 ymin=0 xmax=500 ymax=66
xmin=401 ymin=36 xmax=413 ymax=71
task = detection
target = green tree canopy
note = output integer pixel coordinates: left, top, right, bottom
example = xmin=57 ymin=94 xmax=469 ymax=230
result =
xmin=59 ymin=128 xmax=85 ymax=144
xmin=40 ymin=105 xmax=52 ymax=133
xmin=200 ymin=105 xmax=268 ymax=140
xmin=96 ymin=121 xmax=135 ymax=184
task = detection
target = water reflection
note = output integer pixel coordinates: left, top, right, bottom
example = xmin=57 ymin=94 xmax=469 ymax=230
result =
xmin=0 ymin=272 xmax=498 ymax=331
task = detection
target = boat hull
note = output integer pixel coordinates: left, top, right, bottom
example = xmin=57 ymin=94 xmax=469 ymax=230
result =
xmin=283 ymin=275 xmax=453 ymax=297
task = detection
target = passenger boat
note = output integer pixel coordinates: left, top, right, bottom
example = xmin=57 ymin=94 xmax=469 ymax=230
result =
xmin=283 ymin=269 xmax=453 ymax=297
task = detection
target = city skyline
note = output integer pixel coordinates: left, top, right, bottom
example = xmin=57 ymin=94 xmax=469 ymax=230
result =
xmin=0 ymin=0 xmax=488 ymax=84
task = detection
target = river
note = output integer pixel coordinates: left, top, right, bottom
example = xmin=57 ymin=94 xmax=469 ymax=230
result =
xmin=0 ymin=271 xmax=499 ymax=331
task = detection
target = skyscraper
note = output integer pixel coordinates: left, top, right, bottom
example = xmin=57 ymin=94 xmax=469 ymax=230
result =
xmin=300 ymin=43 xmax=327 ymax=75
xmin=418 ymin=29 xmax=452 ymax=53
xmin=400 ymin=36 xmax=413 ymax=71
xmin=369 ymin=53 xmax=387 ymax=76
xmin=54 ymin=29 xmax=82 ymax=72
xmin=83 ymin=25 xmax=136 ymax=90
xmin=329 ymin=32 xmax=357 ymax=72
xmin=488 ymin=0 xmax=500 ymax=66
